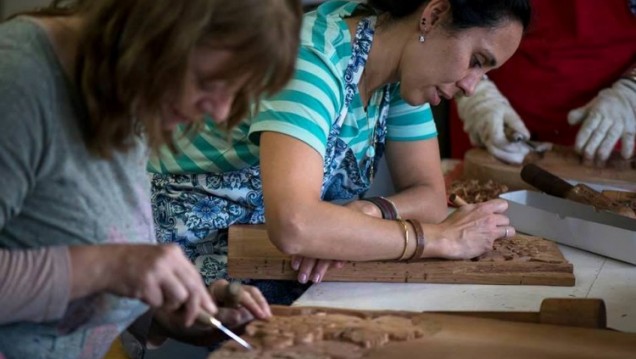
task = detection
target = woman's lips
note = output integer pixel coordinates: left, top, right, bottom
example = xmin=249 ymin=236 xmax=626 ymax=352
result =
xmin=431 ymin=91 xmax=441 ymax=106
xmin=171 ymin=107 xmax=193 ymax=124
xmin=437 ymin=87 xmax=452 ymax=100
xmin=430 ymin=88 xmax=452 ymax=105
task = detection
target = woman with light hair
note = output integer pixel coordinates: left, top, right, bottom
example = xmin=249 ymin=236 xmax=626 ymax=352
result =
xmin=0 ymin=0 xmax=302 ymax=357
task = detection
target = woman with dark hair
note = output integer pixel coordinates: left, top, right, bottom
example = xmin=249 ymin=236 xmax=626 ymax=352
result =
xmin=0 ymin=0 xmax=302 ymax=357
xmin=150 ymin=0 xmax=531 ymax=301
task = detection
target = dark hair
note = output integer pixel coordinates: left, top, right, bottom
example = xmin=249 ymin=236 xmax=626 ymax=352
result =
xmin=367 ymin=0 xmax=531 ymax=31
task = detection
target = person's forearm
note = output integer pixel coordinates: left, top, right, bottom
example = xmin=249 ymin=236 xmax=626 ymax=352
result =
xmin=385 ymin=184 xmax=448 ymax=224
xmin=0 ymin=247 xmax=71 ymax=324
xmin=265 ymin=199 xmax=446 ymax=262
xmin=380 ymin=139 xmax=448 ymax=223
xmin=260 ymin=132 xmax=448 ymax=262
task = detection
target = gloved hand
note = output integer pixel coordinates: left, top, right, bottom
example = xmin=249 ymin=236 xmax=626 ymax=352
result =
xmin=457 ymin=78 xmax=531 ymax=164
xmin=568 ymin=78 xmax=636 ymax=162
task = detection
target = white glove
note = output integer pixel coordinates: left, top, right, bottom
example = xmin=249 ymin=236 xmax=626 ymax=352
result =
xmin=457 ymin=79 xmax=531 ymax=164
xmin=568 ymin=79 xmax=636 ymax=161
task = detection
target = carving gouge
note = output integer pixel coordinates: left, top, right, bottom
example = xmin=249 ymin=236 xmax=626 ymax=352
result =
xmin=503 ymin=125 xmax=555 ymax=154
xmin=504 ymin=125 xmax=539 ymax=150
xmin=197 ymin=313 xmax=252 ymax=350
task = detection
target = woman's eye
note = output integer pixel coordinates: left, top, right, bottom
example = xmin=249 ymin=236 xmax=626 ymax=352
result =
xmin=198 ymin=79 xmax=213 ymax=90
xmin=470 ymin=57 xmax=483 ymax=69
xmin=199 ymin=79 xmax=222 ymax=92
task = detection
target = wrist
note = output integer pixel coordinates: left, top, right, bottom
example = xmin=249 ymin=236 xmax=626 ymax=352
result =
xmin=613 ymin=79 xmax=636 ymax=117
xmin=68 ymin=245 xmax=113 ymax=299
xmin=416 ymin=224 xmax=451 ymax=259
xmin=621 ymin=64 xmax=636 ymax=85
xmin=395 ymin=219 xmax=415 ymax=261
xmin=393 ymin=219 xmax=426 ymax=261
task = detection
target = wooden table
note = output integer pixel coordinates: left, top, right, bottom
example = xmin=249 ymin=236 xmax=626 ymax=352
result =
xmin=293 ymin=244 xmax=636 ymax=333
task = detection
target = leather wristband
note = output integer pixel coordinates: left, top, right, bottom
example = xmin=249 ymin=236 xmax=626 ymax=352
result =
xmin=406 ymin=219 xmax=425 ymax=262
xmin=362 ymin=196 xmax=399 ymax=220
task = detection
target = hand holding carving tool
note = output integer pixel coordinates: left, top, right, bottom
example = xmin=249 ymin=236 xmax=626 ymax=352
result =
xmin=504 ymin=125 xmax=541 ymax=151
xmin=196 ymin=313 xmax=252 ymax=350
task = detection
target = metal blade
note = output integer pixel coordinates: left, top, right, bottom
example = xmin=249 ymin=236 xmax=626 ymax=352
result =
xmin=208 ymin=316 xmax=252 ymax=350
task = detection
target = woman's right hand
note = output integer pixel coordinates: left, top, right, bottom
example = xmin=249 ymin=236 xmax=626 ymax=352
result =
xmin=457 ymin=79 xmax=531 ymax=164
xmin=422 ymin=199 xmax=514 ymax=260
xmin=69 ymin=244 xmax=217 ymax=327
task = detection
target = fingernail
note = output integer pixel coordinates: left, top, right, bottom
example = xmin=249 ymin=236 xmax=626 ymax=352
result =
xmin=312 ymin=274 xmax=321 ymax=283
xmin=291 ymin=259 xmax=300 ymax=271
xmin=299 ymin=274 xmax=307 ymax=283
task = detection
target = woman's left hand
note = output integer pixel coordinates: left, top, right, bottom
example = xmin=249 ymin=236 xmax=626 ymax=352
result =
xmin=568 ymin=78 xmax=636 ymax=162
xmin=290 ymin=256 xmax=345 ymax=284
xmin=208 ymin=279 xmax=271 ymax=321
xmin=287 ymin=199 xmax=382 ymax=283
xmin=148 ymin=280 xmax=271 ymax=346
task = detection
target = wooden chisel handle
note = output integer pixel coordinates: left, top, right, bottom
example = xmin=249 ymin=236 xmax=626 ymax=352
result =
xmin=521 ymin=164 xmax=636 ymax=218
xmin=520 ymin=163 xmax=573 ymax=198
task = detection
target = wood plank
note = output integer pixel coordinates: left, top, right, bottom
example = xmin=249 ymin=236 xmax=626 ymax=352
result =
xmin=274 ymin=298 xmax=606 ymax=329
xmin=227 ymin=225 xmax=575 ymax=286
xmin=463 ymin=147 xmax=636 ymax=191
xmin=210 ymin=300 xmax=635 ymax=359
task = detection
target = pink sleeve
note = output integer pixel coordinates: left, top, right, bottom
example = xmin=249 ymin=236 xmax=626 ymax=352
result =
xmin=0 ymin=246 xmax=71 ymax=324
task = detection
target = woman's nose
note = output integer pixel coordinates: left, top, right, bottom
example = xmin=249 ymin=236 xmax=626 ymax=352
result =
xmin=200 ymin=92 xmax=234 ymax=124
xmin=457 ymin=72 xmax=483 ymax=97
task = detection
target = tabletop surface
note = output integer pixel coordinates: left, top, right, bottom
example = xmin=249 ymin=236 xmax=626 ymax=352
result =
xmin=293 ymin=244 xmax=636 ymax=333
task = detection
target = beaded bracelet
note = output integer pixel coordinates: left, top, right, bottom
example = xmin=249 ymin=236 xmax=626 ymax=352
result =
xmin=362 ymin=196 xmax=399 ymax=220
xmin=406 ymin=219 xmax=425 ymax=262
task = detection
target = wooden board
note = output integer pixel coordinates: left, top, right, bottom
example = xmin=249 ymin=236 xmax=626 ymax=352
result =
xmin=209 ymin=300 xmax=635 ymax=359
xmin=227 ymin=225 xmax=574 ymax=286
xmin=463 ymin=148 xmax=636 ymax=191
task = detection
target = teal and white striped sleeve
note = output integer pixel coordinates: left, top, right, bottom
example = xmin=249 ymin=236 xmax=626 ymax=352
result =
xmin=386 ymin=84 xmax=437 ymax=142
xmin=248 ymin=46 xmax=344 ymax=159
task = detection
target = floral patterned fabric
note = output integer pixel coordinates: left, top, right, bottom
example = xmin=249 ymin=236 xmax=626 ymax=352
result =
xmin=151 ymin=17 xmax=391 ymax=303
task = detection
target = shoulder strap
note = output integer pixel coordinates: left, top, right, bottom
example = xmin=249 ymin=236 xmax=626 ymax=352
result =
xmin=336 ymin=16 xmax=376 ymax=127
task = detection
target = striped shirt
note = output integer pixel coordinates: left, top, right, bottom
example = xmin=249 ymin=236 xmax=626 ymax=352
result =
xmin=148 ymin=0 xmax=437 ymax=174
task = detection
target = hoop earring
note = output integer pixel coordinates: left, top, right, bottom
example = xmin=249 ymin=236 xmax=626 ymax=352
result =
xmin=418 ymin=34 xmax=426 ymax=43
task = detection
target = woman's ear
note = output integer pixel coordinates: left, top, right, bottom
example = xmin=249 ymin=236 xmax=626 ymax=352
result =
xmin=420 ymin=0 xmax=451 ymax=31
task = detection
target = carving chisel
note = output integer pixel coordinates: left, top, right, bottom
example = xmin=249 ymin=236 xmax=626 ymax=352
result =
xmin=197 ymin=313 xmax=253 ymax=350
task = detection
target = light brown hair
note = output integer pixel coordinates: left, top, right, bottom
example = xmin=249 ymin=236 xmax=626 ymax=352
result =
xmin=26 ymin=0 xmax=302 ymax=157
